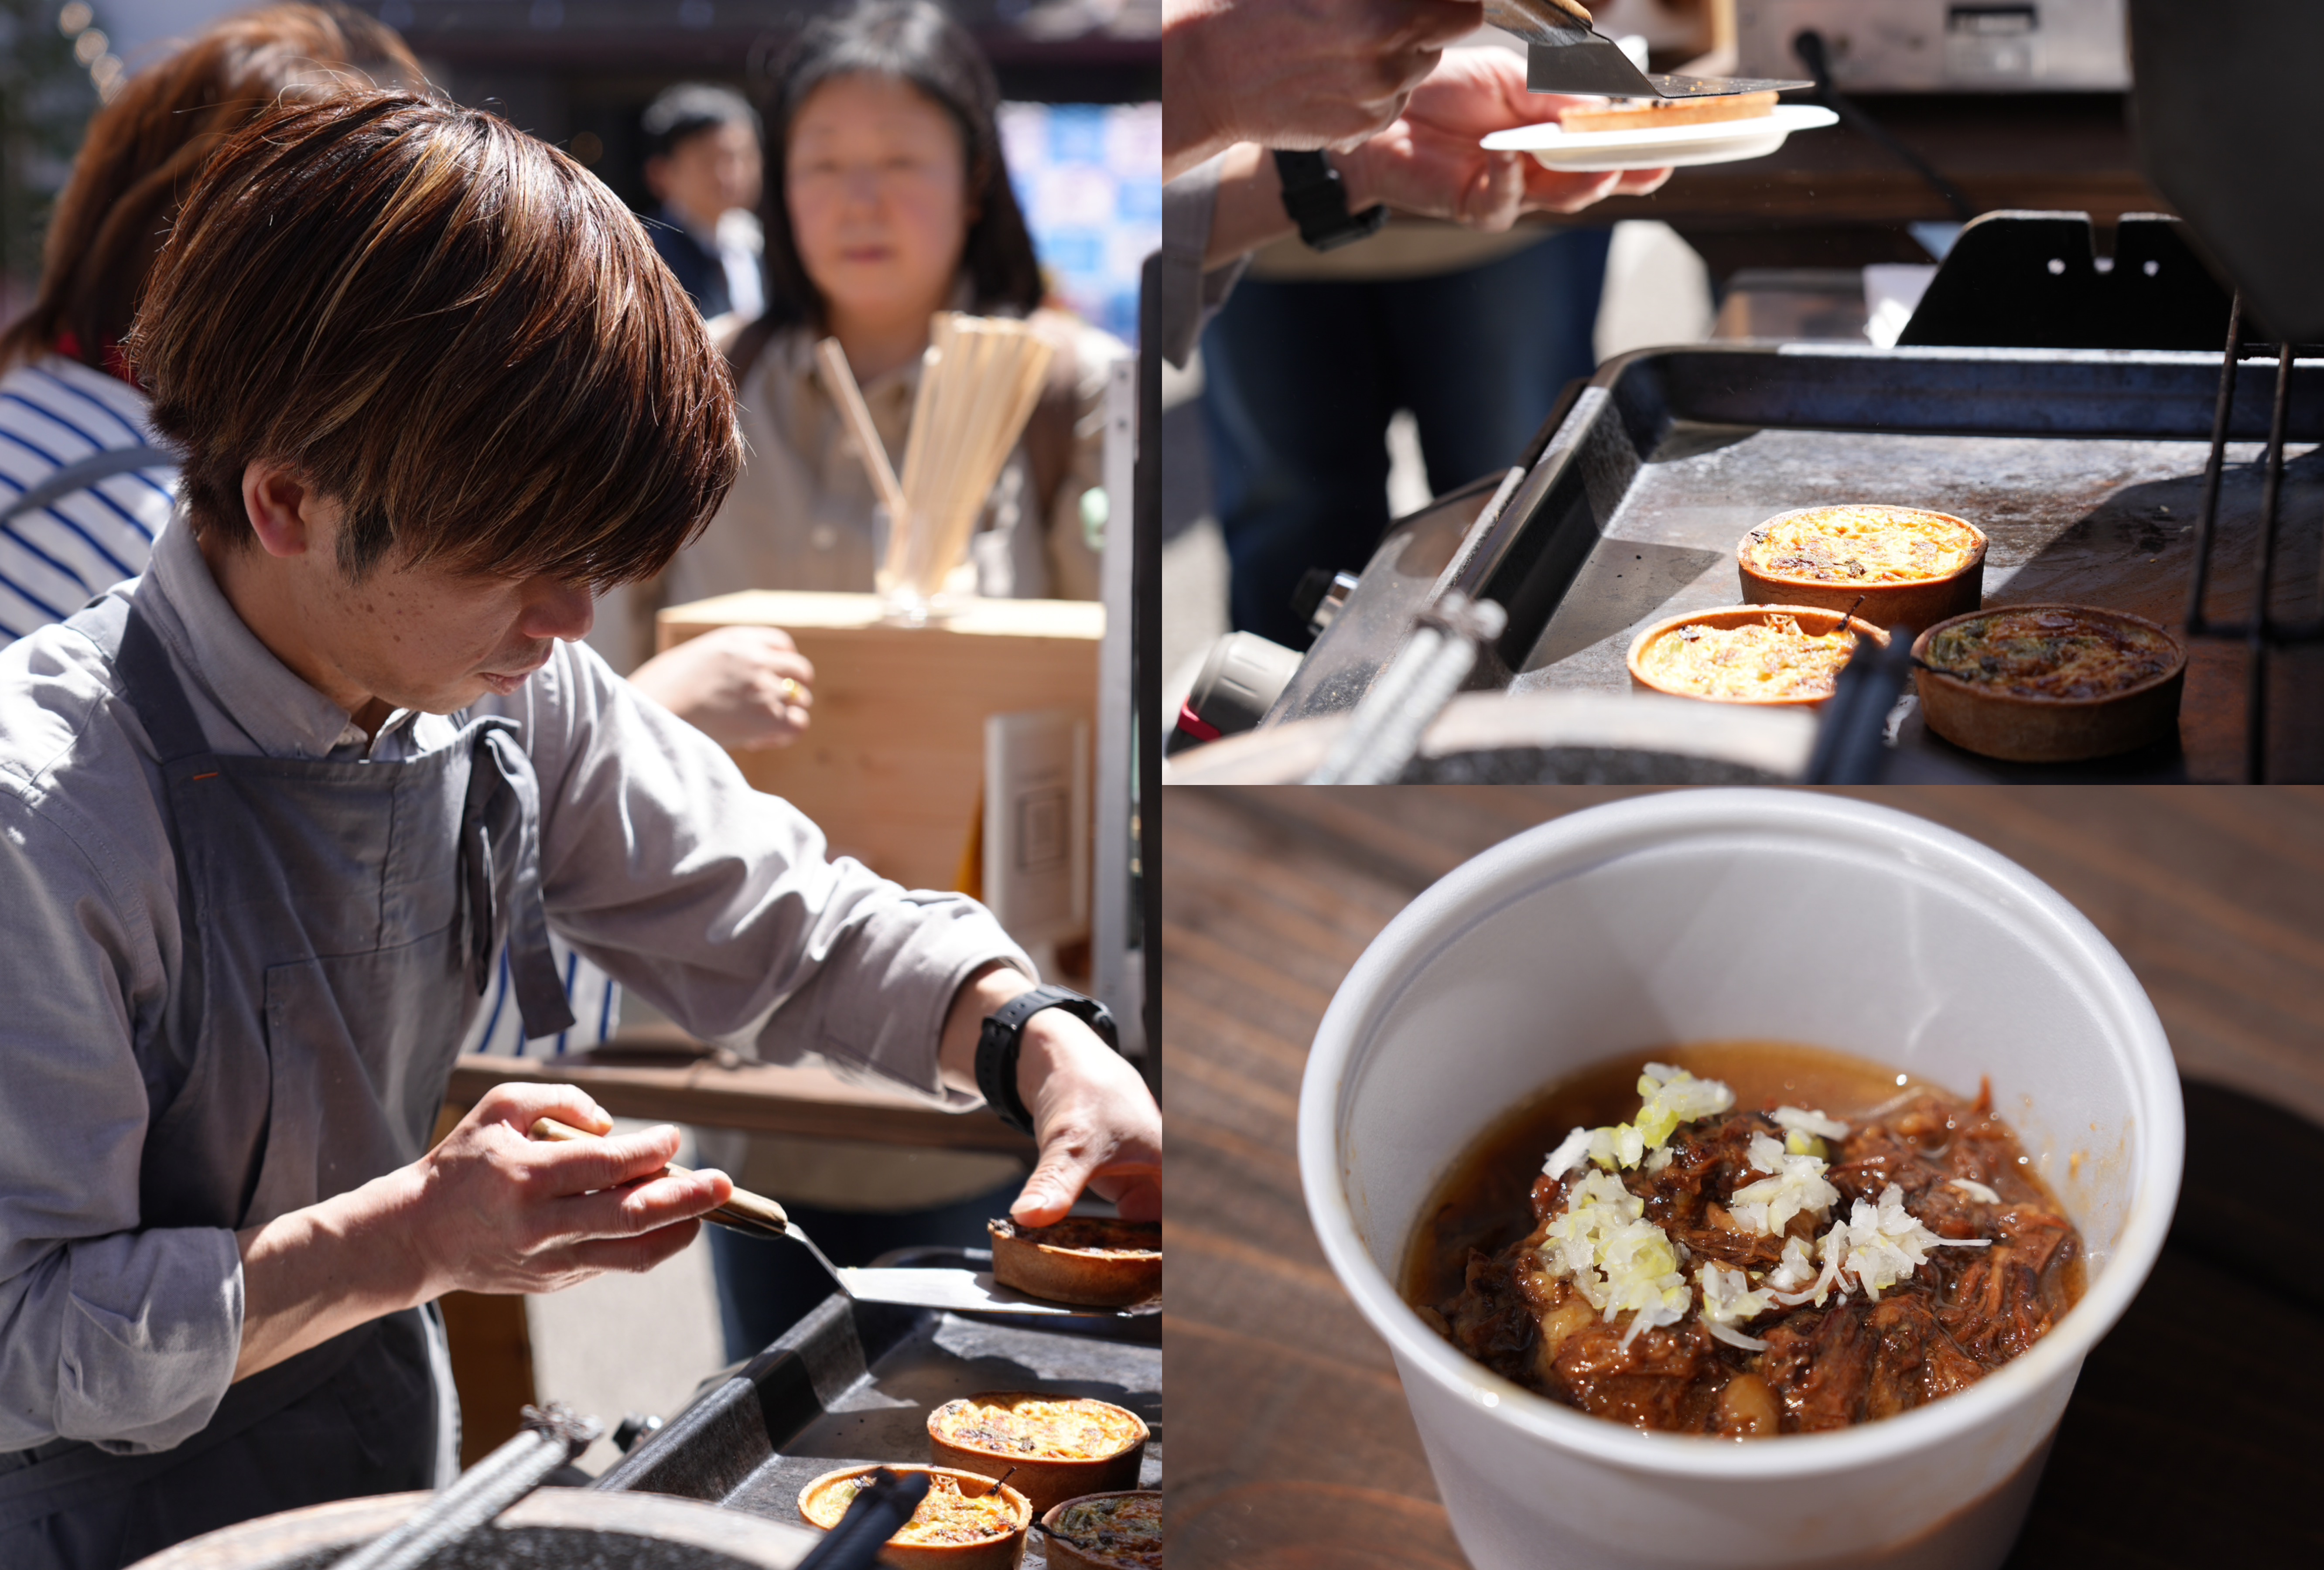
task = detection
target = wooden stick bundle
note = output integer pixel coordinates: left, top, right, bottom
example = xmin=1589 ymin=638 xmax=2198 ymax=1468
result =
xmin=819 ymin=313 xmax=1056 ymax=603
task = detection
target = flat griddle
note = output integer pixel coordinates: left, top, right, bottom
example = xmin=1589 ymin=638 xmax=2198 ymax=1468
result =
xmin=595 ymin=1247 xmax=1160 ymax=1567
xmin=1270 ymin=345 xmax=2324 ymax=782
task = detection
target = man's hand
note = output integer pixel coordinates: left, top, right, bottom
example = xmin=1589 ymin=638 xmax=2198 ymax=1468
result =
xmin=630 ymin=625 xmax=814 ymax=750
xmin=394 ymin=1085 xmax=731 ymax=1297
xmin=1164 ymin=0 xmax=1485 ymax=180
xmin=1339 ymin=48 xmax=1676 ymax=231
xmin=232 ymin=1084 xmax=731 ymax=1382
xmin=1010 ymin=1010 xmax=1163 ymax=1227
xmin=937 ymin=965 xmax=1162 ymax=1229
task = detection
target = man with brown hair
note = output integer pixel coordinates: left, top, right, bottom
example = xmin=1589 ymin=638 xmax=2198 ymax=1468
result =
xmin=0 ymin=90 xmax=1157 ymax=1569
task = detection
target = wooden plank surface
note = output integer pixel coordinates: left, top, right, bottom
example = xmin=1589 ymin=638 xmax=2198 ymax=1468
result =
xmin=658 ymin=590 xmax=1102 ymax=893
xmin=1162 ymin=786 xmax=2324 ymax=1567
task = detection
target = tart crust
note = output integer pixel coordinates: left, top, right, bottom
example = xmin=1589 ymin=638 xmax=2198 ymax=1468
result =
xmin=1039 ymin=1491 xmax=1164 ymax=1570
xmin=1558 ymin=91 xmax=1779 ymax=133
xmin=988 ymin=1218 xmax=1160 ymax=1308
xmin=1910 ymin=604 xmax=2186 ymax=762
xmin=1736 ymin=504 xmax=1986 ymax=633
xmin=926 ymin=1393 xmax=1148 ymax=1516
xmin=797 ymin=1464 xmax=1030 ymax=1570
xmin=1627 ymin=605 xmax=1890 ymax=706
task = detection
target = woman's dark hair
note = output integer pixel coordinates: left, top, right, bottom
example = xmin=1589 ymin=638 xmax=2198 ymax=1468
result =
xmin=757 ymin=0 xmax=1042 ymax=332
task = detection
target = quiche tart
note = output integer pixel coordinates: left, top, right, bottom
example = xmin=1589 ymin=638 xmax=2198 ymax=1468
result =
xmin=1736 ymin=504 xmax=1986 ymax=632
xmin=1911 ymin=604 xmax=2185 ymax=761
xmin=1627 ymin=606 xmax=1889 ymax=706
xmin=797 ymin=1464 xmax=1030 ymax=1570
xmin=1558 ymin=91 xmax=1778 ymax=133
xmin=988 ymin=1218 xmax=1160 ymax=1308
xmin=1040 ymin=1491 xmax=1163 ymax=1570
xmin=926 ymin=1393 xmax=1148 ymax=1515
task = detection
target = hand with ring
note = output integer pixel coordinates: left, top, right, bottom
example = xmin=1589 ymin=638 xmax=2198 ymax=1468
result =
xmin=627 ymin=625 xmax=815 ymax=749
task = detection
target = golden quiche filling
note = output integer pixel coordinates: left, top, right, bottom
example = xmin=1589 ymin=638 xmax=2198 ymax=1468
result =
xmin=1049 ymin=1493 xmax=1162 ymax=1568
xmin=1742 ymin=506 xmax=1981 ymax=585
xmin=1637 ymin=613 xmax=1861 ymax=702
xmin=1922 ymin=608 xmax=2177 ymax=699
xmin=931 ymin=1395 xmax=1144 ymax=1461
xmin=811 ymin=1473 xmax=1019 ymax=1544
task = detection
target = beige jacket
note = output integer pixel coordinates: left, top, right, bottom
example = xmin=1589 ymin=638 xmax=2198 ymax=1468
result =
xmin=600 ymin=306 xmax=1123 ymax=672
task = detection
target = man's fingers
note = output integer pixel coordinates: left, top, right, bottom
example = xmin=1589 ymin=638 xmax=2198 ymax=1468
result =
xmin=540 ymin=1167 xmax=730 ymax=1245
xmin=1011 ymin=1124 xmax=1114 ymax=1228
xmin=564 ymin=1218 xmax=704 ymax=1276
xmin=1089 ymin=1169 xmax=1163 ymax=1224
xmin=1398 ymin=0 xmax=1487 ymax=53
xmin=526 ymin=1122 xmax=688 ymax=1196
xmin=472 ymin=1082 xmax=612 ymax=1138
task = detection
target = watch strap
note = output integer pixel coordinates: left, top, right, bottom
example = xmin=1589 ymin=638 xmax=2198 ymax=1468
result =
xmin=1273 ymin=149 xmax=1388 ymax=253
xmin=975 ymin=984 xmax=1119 ymax=1137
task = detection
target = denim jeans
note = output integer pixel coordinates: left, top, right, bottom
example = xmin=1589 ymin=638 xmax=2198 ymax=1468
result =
xmin=1198 ymin=228 xmax=1612 ymax=645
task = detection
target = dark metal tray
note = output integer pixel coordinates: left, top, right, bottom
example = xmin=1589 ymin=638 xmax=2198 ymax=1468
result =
xmin=1271 ymin=345 xmax=2324 ymax=782
xmin=595 ymin=1247 xmax=1160 ymax=1567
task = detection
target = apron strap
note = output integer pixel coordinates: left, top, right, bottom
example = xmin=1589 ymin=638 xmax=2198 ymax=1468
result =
xmin=458 ymin=724 xmax=576 ymax=1041
xmin=65 ymin=596 xmax=214 ymax=764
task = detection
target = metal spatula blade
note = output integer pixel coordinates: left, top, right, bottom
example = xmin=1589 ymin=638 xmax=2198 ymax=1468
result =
xmin=1484 ymin=0 xmax=1810 ymax=98
xmin=781 ymin=1222 xmax=1148 ymax=1318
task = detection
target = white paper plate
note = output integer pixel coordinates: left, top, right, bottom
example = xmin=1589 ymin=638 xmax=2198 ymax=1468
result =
xmin=1482 ymin=102 xmax=1838 ymax=171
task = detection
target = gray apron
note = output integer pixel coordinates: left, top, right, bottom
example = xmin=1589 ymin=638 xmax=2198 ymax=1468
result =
xmin=0 ymin=595 xmax=574 ymax=1569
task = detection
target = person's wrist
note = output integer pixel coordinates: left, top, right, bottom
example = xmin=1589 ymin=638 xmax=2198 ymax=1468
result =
xmin=1329 ymin=146 xmax=1381 ymax=214
xmin=354 ymin=1161 xmax=442 ymax=1308
xmin=1015 ymin=1008 xmax=1094 ymax=1111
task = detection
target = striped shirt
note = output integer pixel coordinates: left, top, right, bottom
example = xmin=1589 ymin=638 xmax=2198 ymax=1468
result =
xmin=0 ymin=352 xmax=615 ymax=1056
xmin=0 ymin=355 xmax=176 ymax=641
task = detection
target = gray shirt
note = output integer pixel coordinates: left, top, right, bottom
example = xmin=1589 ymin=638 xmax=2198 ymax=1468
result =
xmin=0 ymin=519 xmax=1028 ymax=1457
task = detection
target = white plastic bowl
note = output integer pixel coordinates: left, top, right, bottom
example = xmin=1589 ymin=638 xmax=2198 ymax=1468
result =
xmin=1298 ymin=789 xmax=2181 ymax=1570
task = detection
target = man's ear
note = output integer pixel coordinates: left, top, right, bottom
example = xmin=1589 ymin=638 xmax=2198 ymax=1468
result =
xmin=241 ymin=461 xmax=319 ymax=561
xmin=643 ymin=154 xmax=671 ymax=204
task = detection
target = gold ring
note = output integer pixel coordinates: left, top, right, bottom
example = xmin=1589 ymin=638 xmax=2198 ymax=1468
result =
xmin=777 ymin=677 xmax=804 ymax=706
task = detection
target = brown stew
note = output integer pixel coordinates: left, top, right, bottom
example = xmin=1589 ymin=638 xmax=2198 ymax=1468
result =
xmin=1404 ymin=1044 xmax=2084 ymax=1437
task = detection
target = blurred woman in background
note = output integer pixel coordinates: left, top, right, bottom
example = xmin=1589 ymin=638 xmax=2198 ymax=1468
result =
xmin=625 ymin=0 xmax=1120 ymax=672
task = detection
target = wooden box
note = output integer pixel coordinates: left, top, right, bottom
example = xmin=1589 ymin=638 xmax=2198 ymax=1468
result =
xmin=657 ymin=591 xmax=1103 ymax=894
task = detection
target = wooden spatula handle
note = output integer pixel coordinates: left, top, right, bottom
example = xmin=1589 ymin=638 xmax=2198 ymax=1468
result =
xmin=529 ymin=1116 xmax=791 ymax=1235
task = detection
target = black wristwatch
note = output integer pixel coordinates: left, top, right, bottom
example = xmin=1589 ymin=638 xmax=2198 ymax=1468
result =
xmin=1273 ymin=150 xmax=1388 ymax=253
xmin=976 ymin=985 xmax=1119 ymax=1137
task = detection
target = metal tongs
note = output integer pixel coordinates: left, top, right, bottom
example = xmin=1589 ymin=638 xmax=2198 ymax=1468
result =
xmin=1486 ymin=0 xmax=1810 ymax=98
xmin=528 ymin=1117 xmax=1141 ymax=1319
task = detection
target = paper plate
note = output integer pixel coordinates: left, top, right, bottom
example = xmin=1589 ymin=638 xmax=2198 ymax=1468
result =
xmin=1482 ymin=102 xmax=1838 ymax=171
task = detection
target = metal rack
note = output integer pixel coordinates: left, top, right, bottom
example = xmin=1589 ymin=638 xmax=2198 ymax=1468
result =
xmin=2181 ymin=297 xmax=2324 ymax=782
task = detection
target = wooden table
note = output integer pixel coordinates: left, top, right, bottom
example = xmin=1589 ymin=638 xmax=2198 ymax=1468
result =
xmin=1163 ymin=786 xmax=2324 ymax=1567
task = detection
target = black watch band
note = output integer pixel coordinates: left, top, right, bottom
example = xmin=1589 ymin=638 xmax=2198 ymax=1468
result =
xmin=975 ymin=985 xmax=1120 ymax=1138
xmin=1273 ymin=150 xmax=1388 ymax=253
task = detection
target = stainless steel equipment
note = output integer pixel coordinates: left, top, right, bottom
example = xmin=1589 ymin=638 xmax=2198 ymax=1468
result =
xmin=1736 ymin=0 xmax=2131 ymax=91
xmin=1237 ymin=343 xmax=2324 ymax=782
xmin=597 ymin=1277 xmax=1159 ymax=1570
